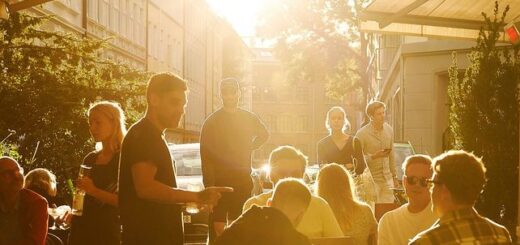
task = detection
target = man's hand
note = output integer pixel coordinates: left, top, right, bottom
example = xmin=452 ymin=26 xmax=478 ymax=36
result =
xmin=372 ymin=149 xmax=391 ymax=159
xmin=76 ymin=176 xmax=97 ymax=195
xmin=197 ymin=187 xmax=234 ymax=206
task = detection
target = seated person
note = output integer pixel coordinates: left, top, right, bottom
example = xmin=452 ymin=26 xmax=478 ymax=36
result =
xmin=243 ymin=145 xmax=343 ymax=238
xmin=24 ymin=168 xmax=58 ymax=205
xmin=0 ymin=157 xmax=48 ymax=245
xmin=216 ymin=178 xmax=312 ymax=245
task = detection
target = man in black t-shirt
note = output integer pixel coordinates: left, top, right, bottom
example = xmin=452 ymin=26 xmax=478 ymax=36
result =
xmin=118 ymin=73 xmax=233 ymax=245
xmin=201 ymin=78 xmax=269 ymax=242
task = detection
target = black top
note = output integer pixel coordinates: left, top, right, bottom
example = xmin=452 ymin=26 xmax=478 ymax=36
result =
xmin=316 ymin=135 xmax=366 ymax=175
xmin=118 ymin=118 xmax=183 ymax=245
xmin=68 ymin=151 xmax=120 ymax=245
xmin=215 ymin=206 xmax=311 ymax=245
xmin=201 ymin=108 xmax=268 ymax=189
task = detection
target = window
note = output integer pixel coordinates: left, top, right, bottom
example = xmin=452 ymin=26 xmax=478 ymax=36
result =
xmin=110 ymin=0 xmax=120 ymax=32
xmin=99 ymin=0 xmax=109 ymax=26
xmin=88 ymin=0 xmax=98 ymax=21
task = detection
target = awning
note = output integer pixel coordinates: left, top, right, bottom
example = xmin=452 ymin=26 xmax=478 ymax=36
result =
xmin=359 ymin=0 xmax=520 ymax=41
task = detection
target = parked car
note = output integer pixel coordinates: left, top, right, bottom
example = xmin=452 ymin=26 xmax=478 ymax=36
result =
xmin=168 ymin=143 xmax=207 ymax=243
xmin=169 ymin=143 xmax=271 ymax=242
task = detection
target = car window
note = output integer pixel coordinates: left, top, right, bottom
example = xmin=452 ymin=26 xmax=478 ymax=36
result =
xmin=169 ymin=144 xmax=202 ymax=176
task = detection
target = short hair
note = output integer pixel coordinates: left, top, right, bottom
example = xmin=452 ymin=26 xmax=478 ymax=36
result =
xmin=269 ymin=145 xmax=308 ymax=173
xmin=271 ymin=178 xmax=311 ymax=210
xmin=365 ymin=101 xmax=386 ymax=117
xmin=88 ymin=101 xmax=127 ymax=152
xmin=24 ymin=168 xmax=56 ymax=195
xmin=146 ymin=73 xmax=188 ymax=104
xmin=219 ymin=77 xmax=240 ymax=91
xmin=325 ymin=106 xmax=351 ymax=133
xmin=402 ymin=154 xmax=433 ymax=173
xmin=433 ymin=150 xmax=486 ymax=205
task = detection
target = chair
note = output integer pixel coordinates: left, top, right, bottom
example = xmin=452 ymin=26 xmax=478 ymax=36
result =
xmin=310 ymin=236 xmax=354 ymax=245
xmin=46 ymin=233 xmax=64 ymax=245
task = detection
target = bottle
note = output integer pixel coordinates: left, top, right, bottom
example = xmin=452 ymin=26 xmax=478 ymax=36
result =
xmin=71 ymin=164 xmax=91 ymax=216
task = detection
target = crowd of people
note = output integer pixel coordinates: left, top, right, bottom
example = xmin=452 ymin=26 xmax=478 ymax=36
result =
xmin=0 ymin=73 xmax=513 ymax=245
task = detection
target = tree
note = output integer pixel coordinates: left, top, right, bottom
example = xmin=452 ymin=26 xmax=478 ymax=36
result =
xmin=0 ymin=12 xmax=148 ymax=198
xmin=256 ymin=0 xmax=369 ymax=103
xmin=448 ymin=2 xmax=519 ymax=235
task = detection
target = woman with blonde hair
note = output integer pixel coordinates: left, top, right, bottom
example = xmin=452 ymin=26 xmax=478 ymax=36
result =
xmin=68 ymin=101 xmax=126 ymax=245
xmin=316 ymin=163 xmax=377 ymax=245
xmin=317 ymin=106 xmax=366 ymax=175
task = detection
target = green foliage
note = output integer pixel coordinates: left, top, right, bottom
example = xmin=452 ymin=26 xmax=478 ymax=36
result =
xmin=448 ymin=2 xmax=519 ymax=233
xmin=0 ymin=13 xmax=148 ymax=200
xmin=257 ymin=0 xmax=368 ymax=101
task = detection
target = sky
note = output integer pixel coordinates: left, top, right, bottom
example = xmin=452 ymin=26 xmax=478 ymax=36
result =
xmin=206 ymin=0 xmax=266 ymax=37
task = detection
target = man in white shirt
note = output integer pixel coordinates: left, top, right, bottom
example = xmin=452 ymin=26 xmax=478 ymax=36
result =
xmin=243 ymin=145 xmax=343 ymax=239
xmin=356 ymin=101 xmax=397 ymax=203
xmin=378 ymin=154 xmax=438 ymax=244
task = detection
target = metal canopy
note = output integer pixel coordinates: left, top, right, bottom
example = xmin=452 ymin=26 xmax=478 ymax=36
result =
xmin=360 ymin=0 xmax=520 ymax=40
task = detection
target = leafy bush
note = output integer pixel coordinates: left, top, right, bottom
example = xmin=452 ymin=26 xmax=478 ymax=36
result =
xmin=0 ymin=13 xmax=148 ymax=200
xmin=448 ymin=2 xmax=519 ymax=235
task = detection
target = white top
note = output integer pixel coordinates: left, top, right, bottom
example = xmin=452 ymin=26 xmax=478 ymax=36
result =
xmin=378 ymin=202 xmax=439 ymax=245
xmin=243 ymin=191 xmax=343 ymax=238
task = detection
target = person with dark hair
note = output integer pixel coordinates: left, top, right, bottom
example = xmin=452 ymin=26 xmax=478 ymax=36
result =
xmin=356 ymin=101 xmax=397 ymax=204
xmin=201 ymin=78 xmax=269 ymax=242
xmin=317 ymin=106 xmax=366 ymax=175
xmin=216 ymin=178 xmax=312 ymax=245
xmin=243 ymin=145 xmax=342 ymax=239
xmin=0 ymin=157 xmax=48 ymax=245
xmin=68 ymin=101 xmax=126 ymax=245
xmin=118 ymin=73 xmax=232 ymax=245
xmin=378 ymin=155 xmax=438 ymax=244
xmin=410 ymin=150 xmax=511 ymax=244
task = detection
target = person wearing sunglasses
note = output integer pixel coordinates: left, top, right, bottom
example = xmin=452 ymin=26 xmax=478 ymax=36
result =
xmin=378 ymin=154 xmax=438 ymax=245
xmin=410 ymin=150 xmax=511 ymax=244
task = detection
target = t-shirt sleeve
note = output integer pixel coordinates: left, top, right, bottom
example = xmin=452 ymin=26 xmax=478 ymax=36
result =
xmin=123 ymin=133 xmax=157 ymax=167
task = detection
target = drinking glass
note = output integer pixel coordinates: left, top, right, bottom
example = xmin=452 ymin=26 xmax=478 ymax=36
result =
xmin=47 ymin=207 xmax=66 ymax=230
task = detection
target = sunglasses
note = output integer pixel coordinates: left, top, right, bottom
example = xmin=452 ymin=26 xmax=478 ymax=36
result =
xmin=404 ymin=175 xmax=429 ymax=187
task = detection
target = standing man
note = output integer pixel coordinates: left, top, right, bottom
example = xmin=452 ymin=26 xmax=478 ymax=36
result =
xmin=201 ymin=78 xmax=269 ymax=241
xmin=119 ymin=73 xmax=232 ymax=245
xmin=378 ymin=155 xmax=438 ymax=244
xmin=356 ymin=101 xmax=397 ymax=204
xmin=0 ymin=157 xmax=48 ymax=245
xmin=410 ymin=150 xmax=511 ymax=244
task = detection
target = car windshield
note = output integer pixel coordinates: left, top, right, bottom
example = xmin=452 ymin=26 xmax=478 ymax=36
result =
xmin=169 ymin=143 xmax=202 ymax=176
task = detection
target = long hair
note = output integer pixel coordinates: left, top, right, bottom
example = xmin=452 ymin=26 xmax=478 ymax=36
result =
xmin=325 ymin=106 xmax=351 ymax=134
xmin=88 ymin=101 xmax=127 ymax=152
xmin=316 ymin=163 xmax=364 ymax=234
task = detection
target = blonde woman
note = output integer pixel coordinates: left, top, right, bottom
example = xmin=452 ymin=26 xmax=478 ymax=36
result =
xmin=317 ymin=106 xmax=366 ymax=175
xmin=316 ymin=163 xmax=377 ymax=245
xmin=68 ymin=101 xmax=126 ymax=245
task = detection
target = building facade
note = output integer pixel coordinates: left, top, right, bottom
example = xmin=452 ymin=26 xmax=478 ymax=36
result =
xmin=365 ymin=34 xmax=473 ymax=156
xmin=25 ymin=0 xmax=250 ymax=144
xmin=250 ymin=46 xmax=361 ymax=166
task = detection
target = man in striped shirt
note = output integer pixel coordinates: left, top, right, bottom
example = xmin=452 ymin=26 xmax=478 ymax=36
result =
xmin=409 ymin=150 xmax=511 ymax=245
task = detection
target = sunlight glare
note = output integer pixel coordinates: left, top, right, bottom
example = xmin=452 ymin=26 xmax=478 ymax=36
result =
xmin=206 ymin=0 xmax=266 ymax=37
